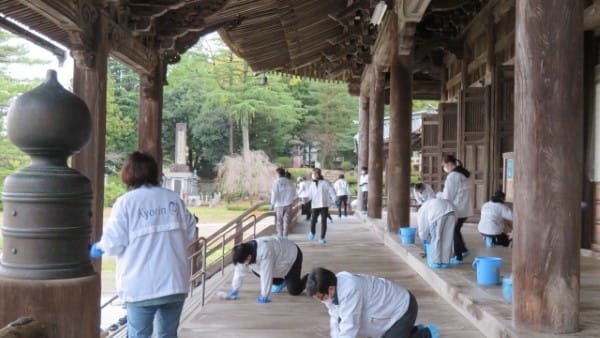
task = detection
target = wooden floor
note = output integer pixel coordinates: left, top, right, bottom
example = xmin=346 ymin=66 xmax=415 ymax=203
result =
xmin=179 ymin=216 xmax=482 ymax=337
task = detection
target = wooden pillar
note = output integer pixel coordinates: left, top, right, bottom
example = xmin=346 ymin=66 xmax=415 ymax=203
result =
xmin=358 ymin=93 xmax=370 ymax=211
xmin=513 ymin=0 xmax=583 ymax=333
xmin=139 ymin=60 xmax=165 ymax=168
xmin=368 ymin=68 xmax=385 ymax=218
xmin=387 ymin=51 xmax=412 ymax=232
xmin=72 ymin=17 xmax=108 ymax=260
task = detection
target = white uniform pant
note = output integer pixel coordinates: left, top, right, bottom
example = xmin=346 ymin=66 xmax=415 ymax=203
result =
xmin=429 ymin=213 xmax=456 ymax=264
xmin=276 ymin=205 xmax=293 ymax=237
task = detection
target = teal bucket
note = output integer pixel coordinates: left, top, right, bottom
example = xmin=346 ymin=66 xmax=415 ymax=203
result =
xmin=472 ymin=257 xmax=502 ymax=286
xmin=502 ymin=276 xmax=513 ymax=303
xmin=399 ymin=227 xmax=416 ymax=245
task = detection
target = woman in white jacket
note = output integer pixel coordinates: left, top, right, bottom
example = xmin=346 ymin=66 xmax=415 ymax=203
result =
xmin=441 ymin=155 xmax=474 ymax=264
xmin=307 ymin=168 xmax=337 ymax=244
xmin=417 ymin=198 xmax=456 ymax=268
xmin=90 ymin=152 xmax=198 ymax=337
xmin=225 ymin=235 xmax=307 ymax=303
xmin=478 ymin=191 xmax=513 ymax=247
xmin=306 ymin=268 xmax=439 ymax=338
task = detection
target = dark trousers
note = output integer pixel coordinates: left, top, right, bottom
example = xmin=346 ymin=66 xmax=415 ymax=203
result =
xmin=271 ymin=246 xmax=307 ymax=295
xmin=382 ymin=292 xmax=431 ymax=338
xmin=481 ymin=233 xmax=511 ymax=247
xmin=310 ymin=207 xmax=329 ymax=239
xmin=361 ymin=191 xmax=368 ymax=211
xmin=453 ymin=217 xmax=468 ymax=260
xmin=302 ymin=200 xmax=312 ymax=220
xmin=337 ymin=195 xmax=348 ymax=217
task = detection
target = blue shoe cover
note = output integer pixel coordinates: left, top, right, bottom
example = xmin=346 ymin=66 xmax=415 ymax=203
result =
xmin=449 ymin=257 xmax=463 ymax=265
xmin=318 ymin=239 xmax=327 ymax=244
xmin=307 ymin=232 xmax=315 ymax=240
xmin=462 ymin=250 xmax=470 ymax=258
xmin=271 ymin=283 xmax=286 ymax=293
xmin=427 ymin=324 xmax=440 ymax=338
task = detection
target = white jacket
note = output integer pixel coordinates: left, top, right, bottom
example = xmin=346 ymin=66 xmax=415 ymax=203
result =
xmin=441 ymin=171 xmax=474 ymax=218
xmin=231 ymin=235 xmax=298 ymax=298
xmin=413 ymin=184 xmax=435 ymax=205
xmin=297 ymin=180 xmax=310 ymax=199
xmin=334 ymin=179 xmax=351 ymax=196
xmin=359 ymin=174 xmax=368 ymax=192
xmin=325 ymin=272 xmax=410 ymax=338
xmin=417 ymin=198 xmax=455 ymax=241
xmin=97 ymin=186 xmax=197 ymax=302
xmin=478 ymin=201 xmax=513 ymax=235
xmin=308 ymin=179 xmax=337 ymax=208
xmin=271 ymin=177 xmax=297 ymax=208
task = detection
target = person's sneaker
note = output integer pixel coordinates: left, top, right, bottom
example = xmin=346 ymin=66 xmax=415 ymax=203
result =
xmin=439 ymin=263 xmax=449 ymax=268
xmin=462 ymin=250 xmax=470 ymax=258
xmin=271 ymin=283 xmax=286 ymax=293
xmin=427 ymin=324 xmax=440 ymax=338
xmin=484 ymin=237 xmax=494 ymax=248
xmin=428 ymin=263 xmax=442 ymax=269
xmin=319 ymin=239 xmax=327 ymax=244
xmin=449 ymin=257 xmax=463 ymax=265
xmin=307 ymin=232 xmax=315 ymax=241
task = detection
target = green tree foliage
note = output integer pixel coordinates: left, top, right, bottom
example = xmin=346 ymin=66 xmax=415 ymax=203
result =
xmin=105 ymin=58 xmax=138 ymax=157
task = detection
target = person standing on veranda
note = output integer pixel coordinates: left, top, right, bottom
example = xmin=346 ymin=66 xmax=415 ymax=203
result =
xmin=334 ymin=174 xmax=351 ymax=218
xmin=271 ymin=167 xmax=297 ymax=238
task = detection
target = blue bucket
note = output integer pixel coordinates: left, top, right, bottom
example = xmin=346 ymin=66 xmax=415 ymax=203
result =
xmin=502 ymin=276 xmax=513 ymax=303
xmin=399 ymin=227 xmax=416 ymax=245
xmin=472 ymin=257 xmax=502 ymax=286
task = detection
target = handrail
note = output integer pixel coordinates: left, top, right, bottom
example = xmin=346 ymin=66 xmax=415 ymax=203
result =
xmin=187 ymin=200 xmax=301 ymax=306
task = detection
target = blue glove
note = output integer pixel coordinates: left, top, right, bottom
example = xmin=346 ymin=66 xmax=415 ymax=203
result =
xmin=257 ymin=296 xmax=271 ymax=304
xmin=227 ymin=289 xmax=239 ymax=300
xmin=90 ymin=243 xmax=104 ymax=259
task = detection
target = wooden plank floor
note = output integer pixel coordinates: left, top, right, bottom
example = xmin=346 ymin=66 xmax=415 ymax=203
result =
xmin=179 ymin=216 xmax=482 ymax=338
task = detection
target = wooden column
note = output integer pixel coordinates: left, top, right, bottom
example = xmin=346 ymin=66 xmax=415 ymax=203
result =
xmin=368 ymin=68 xmax=385 ymax=218
xmin=72 ymin=18 xmax=108 ymax=259
xmin=513 ymin=0 xmax=583 ymax=333
xmin=139 ymin=61 xmax=165 ymax=167
xmin=387 ymin=50 xmax=412 ymax=232
xmin=358 ymin=93 xmax=370 ymax=211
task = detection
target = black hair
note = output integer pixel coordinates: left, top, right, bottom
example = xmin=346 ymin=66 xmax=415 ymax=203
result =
xmin=491 ymin=190 xmax=506 ymax=203
xmin=285 ymin=170 xmax=292 ymax=179
xmin=232 ymin=242 xmax=253 ymax=265
xmin=443 ymin=154 xmax=463 ymax=167
xmin=312 ymin=168 xmax=324 ymax=180
xmin=339 ymin=174 xmax=345 ymax=179
xmin=276 ymin=167 xmax=286 ymax=177
xmin=306 ymin=267 xmax=337 ymax=297
xmin=415 ymin=183 xmax=425 ymax=191
xmin=120 ymin=151 xmax=159 ymax=189
xmin=361 ymin=166 xmax=368 ymax=171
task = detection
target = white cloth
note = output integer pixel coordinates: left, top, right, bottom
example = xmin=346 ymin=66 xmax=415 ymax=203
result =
xmin=359 ymin=174 xmax=368 ymax=192
xmin=231 ymin=235 xmax=298 ymax=298
xmin=324 ymin=272 xmax=410 ymax=338
xmin=417 ymin=199 xmax=456 ymax=264
xmin=478 ymin=201 xmax=513 ymax=235
xmin=97 ymin=186 xmax=197 ymax=302
xmin=441 ymin=171 xmax=474 ymax=218
xmin=271 ymin=177 xmax=297 ymax=208
xmin=308 ymin=179 xmax=337 ymax=208
xmin=297 ymin=180 xmax=310 ymax=199
xmin=413 ymin=184 xmax=435 ymax=205
xmin=334 ymin=179 xmax=351 ymax=196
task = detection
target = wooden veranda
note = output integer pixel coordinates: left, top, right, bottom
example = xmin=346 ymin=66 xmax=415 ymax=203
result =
xmin=0 ymin=0 xmax=598 ymax=336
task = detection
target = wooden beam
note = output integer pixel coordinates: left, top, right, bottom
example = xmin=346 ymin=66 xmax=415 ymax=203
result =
xmin=138 ymin=59 xmax=165 ymax=169
xmin=358 ymin=91 xmax=370 ymax=212
xmin=0 ymin=16 xmax=66 ymax=64
xmin=513 ymin=0 xmax=583 ymax=333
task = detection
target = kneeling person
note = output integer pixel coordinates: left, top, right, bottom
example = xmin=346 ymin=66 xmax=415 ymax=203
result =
xmin=307 ymin=268 xmax=438 ymax=338
xmin=226 ymin=235 xmax=307 ymax=303
xmin=417 ymin=198 xmax=456 ymax=268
